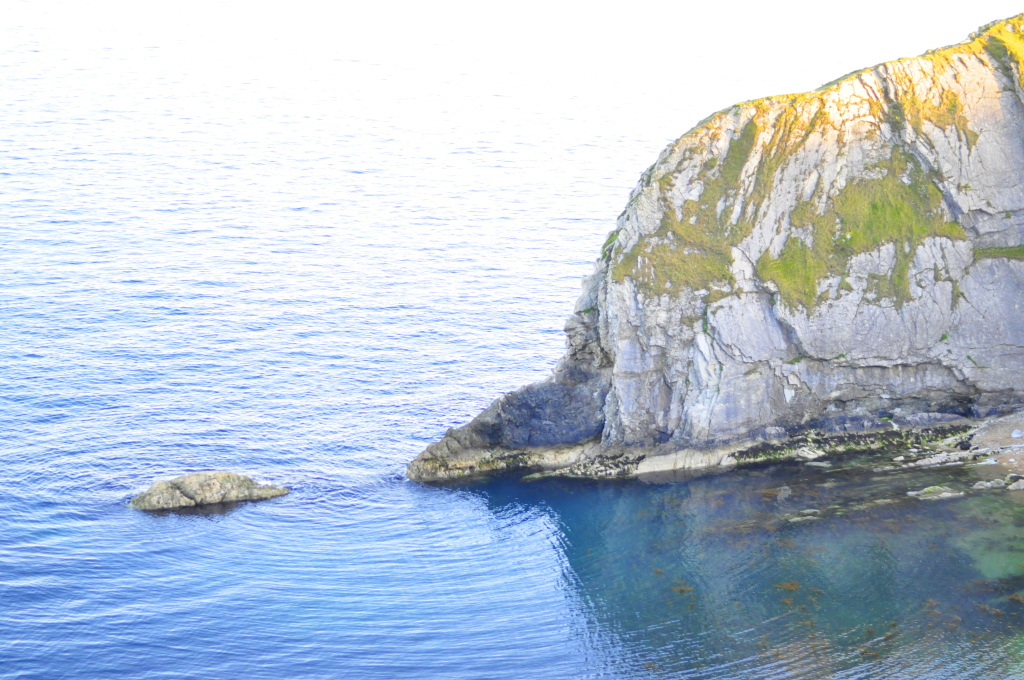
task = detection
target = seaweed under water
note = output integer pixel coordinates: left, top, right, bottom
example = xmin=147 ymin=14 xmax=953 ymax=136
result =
xmin=468 ymin=445 xmax=1024 ymax=678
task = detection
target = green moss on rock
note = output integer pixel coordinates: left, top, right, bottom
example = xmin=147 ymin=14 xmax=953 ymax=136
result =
xmin=903 ymin=89 xmax=978 ymax=149
xmin=975 ymin=244 xmax=1024 ymax=261
xmin=612 ymin=120 xmax=760 ymax=295
xmin=756 ymin=238 xmax=827 ymax=311
xmin=756 ymin=150 xmax=965 ymax=311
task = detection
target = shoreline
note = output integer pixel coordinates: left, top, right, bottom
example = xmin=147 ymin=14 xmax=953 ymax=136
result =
xmin=408 ymin=410 xmax=1024 ymax=484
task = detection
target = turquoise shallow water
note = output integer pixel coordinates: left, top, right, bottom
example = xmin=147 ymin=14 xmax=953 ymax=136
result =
xmin=7 ymin=7 xmax=1024 ymax=680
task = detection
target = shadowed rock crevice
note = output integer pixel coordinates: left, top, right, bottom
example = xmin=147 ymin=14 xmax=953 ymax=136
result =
xmin=408 ymin=278 xmax=614 ymax=481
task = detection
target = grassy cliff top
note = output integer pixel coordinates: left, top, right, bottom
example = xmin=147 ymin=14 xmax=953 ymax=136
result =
xmin=608 ymin=14 xmax=1024 ymax=313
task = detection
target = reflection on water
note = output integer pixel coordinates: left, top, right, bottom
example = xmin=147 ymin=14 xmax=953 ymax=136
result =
xmin=142 ymin=501 xmax=244 ymax=517
xmin=468 ymin=447 xmax=1024 ymax=678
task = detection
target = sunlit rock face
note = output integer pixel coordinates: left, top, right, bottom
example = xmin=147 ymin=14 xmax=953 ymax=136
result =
xmin=130 ymin=471 xmax=288 ymax=510
xmin=408 ymin=15 xmax=1024 ymax=482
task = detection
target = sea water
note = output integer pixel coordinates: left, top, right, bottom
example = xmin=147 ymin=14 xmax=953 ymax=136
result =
xmin=6 ymin=7 xmax=1024 ymax=680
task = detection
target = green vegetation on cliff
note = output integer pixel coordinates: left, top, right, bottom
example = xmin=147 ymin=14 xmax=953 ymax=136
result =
xmin=611 ymin=120 xmax=758 ymax=296
xmin=757 ymin=151 xmax=965 ymax=310
xmin=976 ymin=21 xmax=1024 ymax=91
xmin=608 ymin=14 xmax=1024 ymax=313
xmin=975 ymin=244 xmax=1024 ymax=261
xmin=891 ymin=90 xmax=978 ymax=149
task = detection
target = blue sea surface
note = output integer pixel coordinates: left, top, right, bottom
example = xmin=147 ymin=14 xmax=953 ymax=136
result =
xmin=6 ymin=7 xmax=1024 ymax=680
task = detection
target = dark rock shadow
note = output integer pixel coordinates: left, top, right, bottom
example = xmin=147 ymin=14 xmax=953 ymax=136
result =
xmin=138 ymin=501 xmax=240 ymax=517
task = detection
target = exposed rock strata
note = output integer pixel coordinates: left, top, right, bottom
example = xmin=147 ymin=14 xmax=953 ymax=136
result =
xmin=130 ymin=471 xmax=288 ymax=510
xmin=409 ymin=15 xmax=1024 ymax=483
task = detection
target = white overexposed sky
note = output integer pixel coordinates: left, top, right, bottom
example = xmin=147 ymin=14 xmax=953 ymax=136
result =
xmin=6 ymin=0 xmax=1024 ymax=145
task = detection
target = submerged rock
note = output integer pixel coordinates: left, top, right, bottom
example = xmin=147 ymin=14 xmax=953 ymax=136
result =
xmin=907 ymin=486 xmax=964 ymax=500
xmin=409 ymin=14 xmax=1024 ymax=483
xmin=795 ymin=447 xmax=825 ymax=460
xmin=972 ymin=479 xmax=1007 ymax=490
xmin=130 ymin=471 xmax=288 ymax=510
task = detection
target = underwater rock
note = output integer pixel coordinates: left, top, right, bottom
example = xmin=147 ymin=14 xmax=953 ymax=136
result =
xmin=795 ymin=447 xmax=825 ymax=460
xmin=972 ymin=479 xmax=1007 ymax=490
xmin=409 ymin=14 xmax=1024 ymax=483
xmin=904 ymin=450 xmax=977 ymax=469
xmin=130 ymin=471 xmax=288 ymax=510
xmin=907 ymin=486 xmax=964 ymax=500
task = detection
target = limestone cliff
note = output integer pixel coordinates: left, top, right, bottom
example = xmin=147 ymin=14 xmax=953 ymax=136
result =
xmin=408 ymin=15 xmax=1024 ymax=482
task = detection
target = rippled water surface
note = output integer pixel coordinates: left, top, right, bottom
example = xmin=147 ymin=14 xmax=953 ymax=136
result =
xmin=6 ymin=5 xmax=1024 ymax=679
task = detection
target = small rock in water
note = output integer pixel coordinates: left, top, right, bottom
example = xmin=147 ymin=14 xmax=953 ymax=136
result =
xmin=777 ymin=486 xmax=792 ymax=502
xmin=130 ymin=471 xmax=289 ymax=510
xmin=893 ymin=456 xmax=905 ymax=462
xmin=805 ymin=461 xmax=831 ymax=468
xmin=1012 ymin=430 xmax=1023 ymax=438
xmin=1009 ymin=479 xmax=1024 ymax=491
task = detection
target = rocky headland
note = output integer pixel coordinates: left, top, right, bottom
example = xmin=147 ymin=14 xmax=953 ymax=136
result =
xmin=409 ymin=15 xmax=1024 ymax=483
xmin=130 ymin=471 xmax=288 ymax=511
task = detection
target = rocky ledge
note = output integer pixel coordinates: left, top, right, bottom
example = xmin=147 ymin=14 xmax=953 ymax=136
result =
xmin=130 ymin=471 xmax=288 ymax=511
xmin=409 ymin=14 xmax=1024 ymax=484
